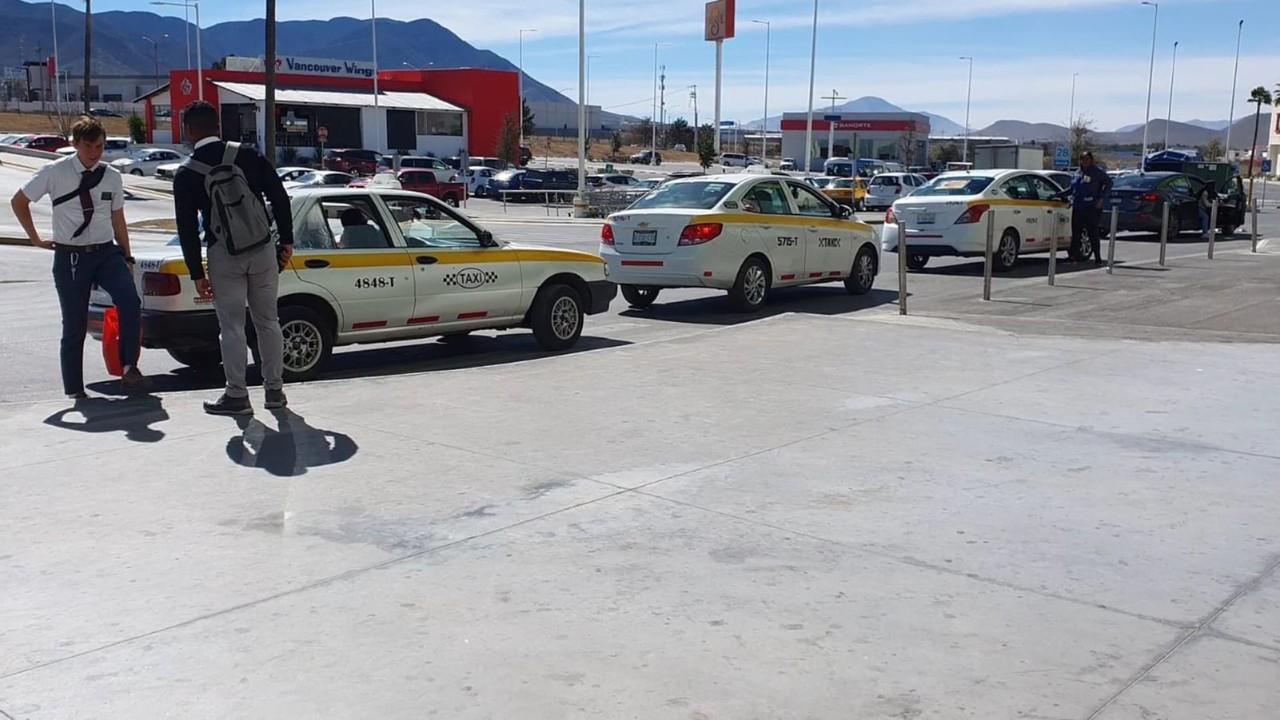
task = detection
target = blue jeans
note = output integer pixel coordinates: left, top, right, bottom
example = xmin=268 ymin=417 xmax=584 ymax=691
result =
xmin=52 ymin=246 xmax=141 ymax=394
xmin=1199 ymin=208 xmax=1210 ymax=234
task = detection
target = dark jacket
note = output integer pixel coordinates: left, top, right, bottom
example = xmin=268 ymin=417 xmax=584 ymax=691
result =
xmin=173 ymin=139 xmax=294 ymax=281
xmin=1062 ymin=165 xmax=1112 ymax=207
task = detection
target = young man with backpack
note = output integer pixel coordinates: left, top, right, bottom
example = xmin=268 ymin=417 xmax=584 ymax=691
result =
xmin=174 ymin=101 xmax=295 ymax=415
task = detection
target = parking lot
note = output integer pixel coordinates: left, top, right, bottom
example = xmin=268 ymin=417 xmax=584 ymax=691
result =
xmin=2 ymin=152 xmax=1279 ymax=718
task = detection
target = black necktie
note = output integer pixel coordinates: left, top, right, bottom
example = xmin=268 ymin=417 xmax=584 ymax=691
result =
xmin=72 ymin=169 xmax=97 ymax=239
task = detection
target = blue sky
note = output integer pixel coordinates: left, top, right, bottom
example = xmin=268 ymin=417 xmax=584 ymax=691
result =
xmin=117 ymin=0 xmax=1280 ymax=131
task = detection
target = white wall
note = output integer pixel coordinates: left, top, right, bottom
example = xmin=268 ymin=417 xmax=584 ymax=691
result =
xmin=415 ymin=136 xmax=466 ymax=158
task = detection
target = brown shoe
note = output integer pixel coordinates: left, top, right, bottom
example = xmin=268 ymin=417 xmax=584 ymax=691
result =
xmin=120 ymin=367 xmax=150 ymax=392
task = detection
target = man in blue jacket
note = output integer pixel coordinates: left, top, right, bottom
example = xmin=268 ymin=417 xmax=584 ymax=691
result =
xmin=1052 ymin=151 xmax=1113 ymax=264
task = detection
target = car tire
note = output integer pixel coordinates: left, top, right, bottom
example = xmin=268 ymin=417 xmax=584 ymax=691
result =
xmin=1165 ymin=212 xmax=1182 ymax=241
xmin=994 ymin=229 xmax=1020 ymax=272
xmin=444 ymin=195 xmax=459 ymax=207
xmin=268 ymin=305 xmax=333 ymax=382
xmin=905 ymin=254 xmax=929 ymax=270
xmin=130 ymin=169 xmax=143 ymax=176
xmin=167 ymin=348 xmax=222 ymax=372
xmin=728 ymin=256 xmax=770 ymax=313
xmin=844 ymin=246 xmax=877 ymax=295
xmin=855 ymin=199 xmax=866 ymax=212
xmin=620 ymin=284 xmax=660 ymax=309
xmin=531 ymin=284 xmax=584 ymax=351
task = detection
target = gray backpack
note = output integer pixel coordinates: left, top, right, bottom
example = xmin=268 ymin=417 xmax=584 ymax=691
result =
xmin=182 ymin=142 xmax=272 ymax=255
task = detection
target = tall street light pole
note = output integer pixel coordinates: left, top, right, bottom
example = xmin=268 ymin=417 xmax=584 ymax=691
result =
xmin=960 ymin=56 xmax=973 ymax=162
xmin=651 ymin=43 xmax=669 ymax=165
xmin=151 ymin=1 xmax=201 ymax=101
xmin=1225 ymin=19 xmax=1243 ymax=158
xmin=574 ymin=0 xmax=586 ymax=216
xmin=142 ymin=34 xmax=165 ymax=91
xmin=750 ymin=19 xmax=770 ymax=162
xmin=83 ymin=0 xmax=91 ymax=113
xmin=519 ymin=28 xmax=537 ymax=150
xmin=587 ymin=54 xmax=600 ymax=126
xmin=1069 ymin=72 xmax=1078 ymax=130
xmin=371 ymin=0 xmax=380 ymax=152
xmin=803 ymin=0 xmax=819 ymax=176
xmin=1139 ymin=1 xmax=1159 ymax=171
xmin=1165 ymin=40 xmax=1178 ymax=149
xmin=50 ymin=0 xmax=60 ymax=107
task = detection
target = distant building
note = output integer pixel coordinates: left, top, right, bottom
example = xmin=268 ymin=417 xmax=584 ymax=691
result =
xmin=779 ymin=112 xmax=930 ymax=171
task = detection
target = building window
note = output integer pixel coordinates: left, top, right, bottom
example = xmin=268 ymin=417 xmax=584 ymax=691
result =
xmin=417 ymin=111 xmax=462 ymax=137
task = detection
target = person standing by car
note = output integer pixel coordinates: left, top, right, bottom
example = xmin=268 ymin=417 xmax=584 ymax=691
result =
xmin=1196 ymin=180 xmax=1217 ymax=240
xmin=1052 ymin=151 xmax=1112 ymax=264
xmin=173 ymin=100 xmax=294 ymax=416
xmin=9 ymin=115 xmax=148 ymax=399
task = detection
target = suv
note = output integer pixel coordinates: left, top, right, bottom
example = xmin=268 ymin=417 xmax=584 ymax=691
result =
xmin=720 ymin=152 xmax=749 ymax=168
xmin=322 ymin=148 xmax=381 ymax=175
xmin=629 ymin=150 xmax=662 ymax=165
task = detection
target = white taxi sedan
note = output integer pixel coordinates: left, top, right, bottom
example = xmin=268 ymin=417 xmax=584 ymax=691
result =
xmin=600 ymin=174 xmax=880 ymax=312
xmin=881 ymin=169 xmax=1072 ymax=271
xmin=88 ymin=188 xmax=616 ymax=380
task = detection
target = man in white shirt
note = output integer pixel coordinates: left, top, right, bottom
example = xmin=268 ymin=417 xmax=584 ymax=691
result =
xmin=9 ymin=115 xmax=147 ymax=399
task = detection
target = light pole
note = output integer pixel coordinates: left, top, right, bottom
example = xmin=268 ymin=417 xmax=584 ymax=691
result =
xmin=369 ymin=0 xmax=380 ymax=152
xmin=1165 ymin=40 xmax=1178 ymax=149
xmin=518 ymin=28 xmax=537 ymax=149
xmin=751 ymin=19 xmax=771 ymax=162
xmin=151 ymin=1 xmax=200 ymax=101
xmin=650 ymin=43 xmax=670 ymax=165
xmin=1225 ymin=19 xmax=1243 ymax=159
xmin=587 ymin=54 xmax=600 ymax=133
xmin=1069 ymin=72 xmax=1078 ymax=130
xmin=574 ymin=0 xmax=585 ymax=215
xmin=142 ymin=34 xmax=166 ymax=90
xmin=960 ymin=56 xmax=973 ymax=162
xmin=803 ymin=0 xmax=819 ymax=176
xmin=1139 ymin=1 xmax=1158 ymax=171
xmin=50 ymin=0 xmax=60 ymax=108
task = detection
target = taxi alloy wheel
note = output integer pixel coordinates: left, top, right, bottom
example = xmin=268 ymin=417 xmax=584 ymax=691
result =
xmin=620 ymin=284 xmax=661 ymax=309
xmin=845 ymin=247 xmax=877 ymax=296
xmin=729 ymin=257 xmax=770 ymax=313
xmin=276 ymin=305 xmax=332 ymax=381
xmin=1078 ymin=232 xmax=1095 ymax=261
xmin=995 ymin=230 xmax=1020 ymax=272
xmin=531 ymin=284 xmax=584 ymax=351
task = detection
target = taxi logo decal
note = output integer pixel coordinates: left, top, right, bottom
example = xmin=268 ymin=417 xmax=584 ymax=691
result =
xmin=444 ymin=267 xmax=497 ymax=289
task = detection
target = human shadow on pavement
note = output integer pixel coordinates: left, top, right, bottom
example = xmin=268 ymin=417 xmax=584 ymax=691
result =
xmin=226 ymin=409 xmax=358 ymax=478
xmin=43 ymin=394 xmax=170 ymax=443
xmin=620 ymin=287 xmax=898 ymax=327
xmin=915 ymin=257 xmax=1102 ymax=279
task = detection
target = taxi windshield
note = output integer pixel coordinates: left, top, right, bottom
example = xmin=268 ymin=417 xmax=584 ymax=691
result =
xmin=913 ymin=176 xmax=995 ymax=197
xmin=831 ymin=179 xmax=858 ymax=189
xmin=627 ymin=181 xmax=736 ymax=210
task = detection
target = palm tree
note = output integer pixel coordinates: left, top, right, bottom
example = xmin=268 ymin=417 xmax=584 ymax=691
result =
xmin=264 ymin=0 xmax=277 ymax=163
xmin=1247 ymin=86 xmax=1273 ymax=208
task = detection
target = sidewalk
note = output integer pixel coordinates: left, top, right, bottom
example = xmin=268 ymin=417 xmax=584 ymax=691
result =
xmin=1 ymin=312 xmax=1277 ymax=718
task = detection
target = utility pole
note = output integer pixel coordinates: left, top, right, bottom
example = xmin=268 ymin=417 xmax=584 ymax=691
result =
xmin=659 ymin=64 xmax=666 ymax=151
xmin=83 ymin=0 xmax=91 ymax=113
xmin=822 ymin=89 xmax=845 ymax=161
xmin=265 ymin=0 xmax=276 ymax=159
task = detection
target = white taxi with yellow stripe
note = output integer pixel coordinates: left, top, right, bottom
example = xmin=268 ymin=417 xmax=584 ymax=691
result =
xmin=88 ymin=188 xmax=615 ymax=380
xmin=600 ymin=174 xmax=880 ymax=312
xmin=881 ymin=170 xmax=1071 ymax=271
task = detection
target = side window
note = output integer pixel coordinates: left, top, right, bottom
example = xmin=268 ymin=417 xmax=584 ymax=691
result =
xmin=1168 ymin=177 xmax=1193 ymax=195
xmin=295 ymin=204 xmax=336 ymax=250
xmin=384 ymin=196 xmax=482 ymax=249
xmin=1028 ymin=176 xmax=1060 ymax=201
xmin=740 ymin=181 xmax=792 ymax=215
xmin=999 ymin=175 xmax=1035 ymax=200
xmin=321 ymin=197 xmax=394 ymax=250
xmin=788 ymin=182 xmax=837 ymax=217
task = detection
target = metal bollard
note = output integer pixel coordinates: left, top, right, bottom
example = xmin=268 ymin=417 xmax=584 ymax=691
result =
xmin=1158 ymin=202 xmax=1169 ymax=266
xmin=896 ymin=221 xmax=908 ymax=315
xmin=1208 ymin=197 xmax=1219 ymax=259
xmin=1106 ymin=207 xmax=1118 ymax=275
xmin=1047 ymin=210 xmax=1059 ymax=286
xmin=983 ymin=212 xmax=994 ymax=301
xmin=1252 ymin=202 xmax=1259 ymax=253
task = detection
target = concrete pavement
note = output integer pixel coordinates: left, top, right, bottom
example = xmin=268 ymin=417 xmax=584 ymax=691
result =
xmin=1 ymin=311 xmax=1278 ymax=718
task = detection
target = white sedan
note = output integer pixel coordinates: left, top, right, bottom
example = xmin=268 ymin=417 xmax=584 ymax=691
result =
xmin=864 ymin=172 xmax=929 ymax=211
xmin=110 ymin=147 xmax=185 ymax=177
xmin=881 ymin=169 xmax=1072 ymax=271
xmin=600 ymin=174 xmax=880 ymax=312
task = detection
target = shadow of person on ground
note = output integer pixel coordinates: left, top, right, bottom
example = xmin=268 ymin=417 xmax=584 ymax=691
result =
xmin=226 ymin=409 xmax=358 ymax=478
xmin=43 ymin=394 xmax=170 ymax=443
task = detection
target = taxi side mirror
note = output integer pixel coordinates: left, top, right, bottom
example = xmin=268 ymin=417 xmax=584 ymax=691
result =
xmin=479 ymin=230 xmax=497 ymax=247
xmin=839 ymin=205 xmax=853 ymax=219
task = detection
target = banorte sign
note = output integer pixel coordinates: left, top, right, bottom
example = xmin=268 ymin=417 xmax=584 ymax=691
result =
xmin=704 ymin=0 xmax=736 ymax=42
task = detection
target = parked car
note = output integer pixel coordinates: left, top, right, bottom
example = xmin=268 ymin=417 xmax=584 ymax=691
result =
xmin=864 ymin=172 xmax=928 ymax=211
xmin=1103 ymin=171 xmax=1246 ymax=239
xmin=283 ymin=171 xmax=356 ymax=190
xmin=19 ymin=135 xmax=70 ymax=152
xmin=451 ymin=156 xmax=509 ymax=171
xmin=464 ymin=165 xmax=498 ymax=197
xmin=276 ymin=166 xmax=315 ymax=183
xmin=88 ymin=108 xmax=124 ymax=118
xmin=720 ymin=152 xmax=750 ymax=168
xmin=110 ymin=147 xmax=184 ymax=176
xmin=56 ymin=136 xmax=133 ymax=161
xmin=357 ymin=169 xmax=468 ymax=206
xmin=519 ymin=145 xmax=533 ymax=167
xmin=821 ymin=177 xmax=868 ymax=211
xmin=779 ymin=158 xmax=797 ymax=171
xmin=586 ymin=173 xmax=643 ymax=188
xmin=488 ymin=169 xmax=526 ymax=197
xmin=518 ymin=168 xmax=578 ymax=202
xmin=322 ymin=148 xmax=381 ymax=175
xmin=630 ymin=150 xmax=662 ymax=165
xmin=1036 ymin=170 xmax=1074 ymax=191
xmin=398 ymin=156 xmax=456 ymax=177
xmin=804 ymin=176 xmax=833 ymax=190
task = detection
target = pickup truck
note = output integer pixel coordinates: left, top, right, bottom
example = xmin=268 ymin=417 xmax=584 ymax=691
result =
xmin=351 ymin=169 xmax=468 ymax=206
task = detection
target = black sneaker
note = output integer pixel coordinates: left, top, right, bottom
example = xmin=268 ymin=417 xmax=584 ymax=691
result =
xmin=203 ymin=394 xmax=252 ymax=416
xmin=120 ymin=367 xmax=150 ymax=392
xmin=264 ymin=389 xmax=288 ymax=410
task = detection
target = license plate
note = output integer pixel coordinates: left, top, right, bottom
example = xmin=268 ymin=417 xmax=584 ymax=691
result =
xmin=917 ymin=212 xmax=935 ymax=225
xmin=632 ymin=230 xmax=657 ymax=246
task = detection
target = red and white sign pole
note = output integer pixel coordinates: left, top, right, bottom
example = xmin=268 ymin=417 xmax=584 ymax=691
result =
xmin=705 ymin=0 xmax=735 ymax=155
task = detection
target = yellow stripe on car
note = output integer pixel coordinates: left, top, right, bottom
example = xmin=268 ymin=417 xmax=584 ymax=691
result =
xmin=156 ymin=248 xmax=603 ymax=275
xmin=700 ymin=212 xmax=875 ymax=234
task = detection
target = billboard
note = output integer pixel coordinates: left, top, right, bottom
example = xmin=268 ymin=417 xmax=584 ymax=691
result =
xmin=704 ymin=0 xmax=736 ymax=42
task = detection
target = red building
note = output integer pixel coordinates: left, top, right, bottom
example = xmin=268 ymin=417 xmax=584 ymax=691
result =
xmin=138 ymin=58 xmax=518 ymax=162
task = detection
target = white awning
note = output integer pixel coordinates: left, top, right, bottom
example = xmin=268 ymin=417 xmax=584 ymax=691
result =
xmin=211 ymin=82 xmax=463 ymax=113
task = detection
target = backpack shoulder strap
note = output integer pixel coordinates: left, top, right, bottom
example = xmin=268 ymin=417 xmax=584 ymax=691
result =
xmin=221 ymin=141 xmax=240 ymax=167
xmin=181 ymin=155 xmax=213 ymax=176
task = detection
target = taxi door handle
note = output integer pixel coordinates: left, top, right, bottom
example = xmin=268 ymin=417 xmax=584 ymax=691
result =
xmin=303 ymin=259 xmax=330 ymax=269
xmin=415 ymin=256 xmax=439 ymax=265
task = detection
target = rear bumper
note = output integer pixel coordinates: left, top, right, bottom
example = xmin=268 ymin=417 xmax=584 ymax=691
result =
xmin=600 ymin=250 xmax=726 ymax=290
xmin=89 ymin=305 xmax=220 ymax=352
xmin=585 ymin=280 xmax=617 ymax=314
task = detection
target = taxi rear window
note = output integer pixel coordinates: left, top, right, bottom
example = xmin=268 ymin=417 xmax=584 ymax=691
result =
xmin=628 ymin=181 xmax=735 ymax=210
xmin=913 ymin=176 xmax=994 ymax=197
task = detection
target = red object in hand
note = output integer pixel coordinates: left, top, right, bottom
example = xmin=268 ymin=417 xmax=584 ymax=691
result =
xmin=101 ymin=307 xmax=142 ymax=377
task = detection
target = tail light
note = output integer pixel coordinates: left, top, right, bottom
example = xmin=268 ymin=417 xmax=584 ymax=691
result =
xmin=885 ymin=207 xmax=898 ymax=224
xmin=1142 ymin=193 xmax=1161 ymax=202
xmin=143 ymin=272 xmax=181 ymax=296
xmin=601 ymin=223 xmax=615 ymax=245
xmin=678 ymin=223 xmax=723 ymax=245
xmin=956 ymin=203 xmax=991 ymax=224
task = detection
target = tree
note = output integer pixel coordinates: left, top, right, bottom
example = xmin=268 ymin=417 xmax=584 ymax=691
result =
xmin=664 ymin=117 xmax=693 ymax=149
xmin=627 ymin=117 xmax=653 ymax=147
xmin=496 ymin=112 xmax=521 ymax=166
xmin=127 ymin=112 xmax=146 ymax=143
xmin=264 ymin=0 xmax=277 ymax=160
xmin=896 ymin=128 xmax=919 ymax=167
xmin=930 ymin=142 xmax=961 ymax=166
xmin=522 ymin=99 xmax=536 ymax=138
xmin=1069 ymin=116 xmax=1096 ymax=164
xmin=610 ymin=130 xmax=623 ymax=160
xmin=696 ymin=123 xmax=716 ymax=169
xmin=1247 ymin=85 xmax=1273 ymax=205
xmin=1201 ymin=138 xmax=1224 ymax=162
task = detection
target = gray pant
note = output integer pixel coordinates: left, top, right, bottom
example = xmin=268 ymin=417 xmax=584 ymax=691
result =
xmin=208 ymin=240 xmax=283 ymax=398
